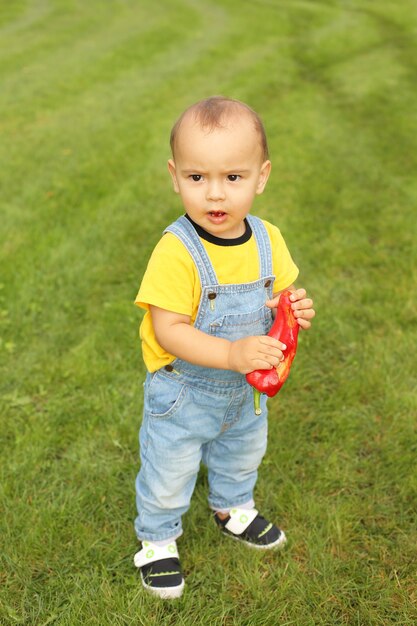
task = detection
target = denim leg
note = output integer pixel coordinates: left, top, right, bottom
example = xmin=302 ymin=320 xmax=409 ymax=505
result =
xmin=134 ymin=373 xmax=204 ymax=542
xmin=203 ymin=388 xmax=268 ymax=511
xmin=135 ymin=410 xmax=203 ymax=542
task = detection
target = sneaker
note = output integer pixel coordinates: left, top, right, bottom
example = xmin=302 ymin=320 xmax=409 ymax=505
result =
xmin=214 ymin=507 xmax=286 ymax=549
xmin=134 ymin=540 xmax=184 ymax=599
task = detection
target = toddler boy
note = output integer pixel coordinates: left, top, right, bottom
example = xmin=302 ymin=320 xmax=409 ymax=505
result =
xmin=133 ymin=96 xmax=315 ymax=598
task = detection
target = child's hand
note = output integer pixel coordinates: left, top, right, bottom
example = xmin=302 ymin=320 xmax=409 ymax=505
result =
xmin=266 ymin=287 xmax=315 ymax=330
xmin=228 ymin=335 xmax=286 ymax=374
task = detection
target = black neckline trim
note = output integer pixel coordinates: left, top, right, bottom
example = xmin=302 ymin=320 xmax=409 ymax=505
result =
xmin=185 ymin=214 xmax=252 ymax=246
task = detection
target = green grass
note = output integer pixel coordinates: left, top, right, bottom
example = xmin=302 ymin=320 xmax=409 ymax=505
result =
xmin=1 ymin=0 xmax=416 ymax=623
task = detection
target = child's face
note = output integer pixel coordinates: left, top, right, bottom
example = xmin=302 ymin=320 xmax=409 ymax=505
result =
xmin=168 ymin=114 xmax=271 ymax=238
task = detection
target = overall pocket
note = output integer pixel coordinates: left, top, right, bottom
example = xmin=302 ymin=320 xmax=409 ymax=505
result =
xmin=145 ymin=371 xmax=188 ymax=419
xmin=209 ymin=305 xmax=272 ymax=341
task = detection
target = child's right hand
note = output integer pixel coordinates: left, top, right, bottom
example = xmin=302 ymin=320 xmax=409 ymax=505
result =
xmin=228 ymin=336 xmax=286 ymax=374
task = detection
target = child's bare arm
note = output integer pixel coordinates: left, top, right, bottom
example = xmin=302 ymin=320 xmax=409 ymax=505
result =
xmin=150 ymin=305 xmax=286 ymax=375
xmin=266 ymin=285 xmax=315 ymax=329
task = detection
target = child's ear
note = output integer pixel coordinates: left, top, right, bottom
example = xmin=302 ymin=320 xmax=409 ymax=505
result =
xmin=256 ymin=160 xmax=271 ymax=194
xmin=168 ymin=159 xmax=180 ymax=193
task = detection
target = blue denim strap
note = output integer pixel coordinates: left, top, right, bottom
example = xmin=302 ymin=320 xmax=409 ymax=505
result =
xmin=246 ymin=215 xmax=273 ymax=279
xmin=165 ymin=216 xmax=218 ymax=287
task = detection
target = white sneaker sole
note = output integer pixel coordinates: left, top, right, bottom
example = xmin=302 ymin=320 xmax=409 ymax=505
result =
xmin=223 ymin=529 xmax=287 ymax=550
xmin=140 ymin=571 xmax=185 ymax=599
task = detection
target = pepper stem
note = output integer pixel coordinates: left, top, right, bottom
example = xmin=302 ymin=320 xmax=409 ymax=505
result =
xmin=253 ymin=389 xmax=262 ymax=415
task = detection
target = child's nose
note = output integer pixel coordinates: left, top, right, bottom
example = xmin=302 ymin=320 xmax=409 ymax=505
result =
xmin=206 ymin=181 xmax=226 ymax=201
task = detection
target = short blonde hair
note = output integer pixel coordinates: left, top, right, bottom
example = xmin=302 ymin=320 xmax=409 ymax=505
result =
xmin=170 ymin=96 xmax=269 ymax=161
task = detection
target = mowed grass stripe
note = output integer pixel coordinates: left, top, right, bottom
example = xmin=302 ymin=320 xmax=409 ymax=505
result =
xmin=0 ymin=3 xmax=206 ymax=115
xmin=0 ymin=0 xmax=50 ymax=34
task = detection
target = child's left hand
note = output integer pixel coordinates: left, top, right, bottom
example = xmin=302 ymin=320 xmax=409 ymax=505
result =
xmin=266 ymin=287 xmax=315 ymax=330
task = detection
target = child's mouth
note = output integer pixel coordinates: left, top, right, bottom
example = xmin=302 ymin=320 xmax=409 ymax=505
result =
xmin=207 ymin=211 xmax=227 ymax=224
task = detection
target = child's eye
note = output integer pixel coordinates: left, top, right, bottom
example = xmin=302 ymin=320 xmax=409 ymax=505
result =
xmin=190 ymin=174 xmax=203 ymax=182
xmin=227 ymin=174 xmax=241 ymax=182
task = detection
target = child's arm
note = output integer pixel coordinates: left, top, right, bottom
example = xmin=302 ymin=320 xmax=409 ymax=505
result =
xmin=150 ymin=306 xmax=287 ymax=375
xmin=266 ymin=286 xmax=315 ymax=329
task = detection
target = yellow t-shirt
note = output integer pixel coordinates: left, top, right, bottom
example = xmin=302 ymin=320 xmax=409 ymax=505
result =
xmin=135 ymin=218 xmax=299 ymax=372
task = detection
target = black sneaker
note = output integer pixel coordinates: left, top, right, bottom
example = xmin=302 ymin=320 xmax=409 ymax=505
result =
xmin=214 ymin=507 xmax=286 ymax=549
xmin=134 ymin=541 xmax=184 ymax=599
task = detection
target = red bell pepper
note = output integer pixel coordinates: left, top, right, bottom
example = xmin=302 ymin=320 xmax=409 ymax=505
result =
xmin=246 ymin=290 xmax=299 ymax=414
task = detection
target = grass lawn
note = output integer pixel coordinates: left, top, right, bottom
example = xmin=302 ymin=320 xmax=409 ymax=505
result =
xmin=1 ymin=0 xmax=416 ymax=624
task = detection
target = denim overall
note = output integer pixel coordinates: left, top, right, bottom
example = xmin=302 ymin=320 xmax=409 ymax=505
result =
xmin=135 ymin=215 xmax=275 ymax=542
